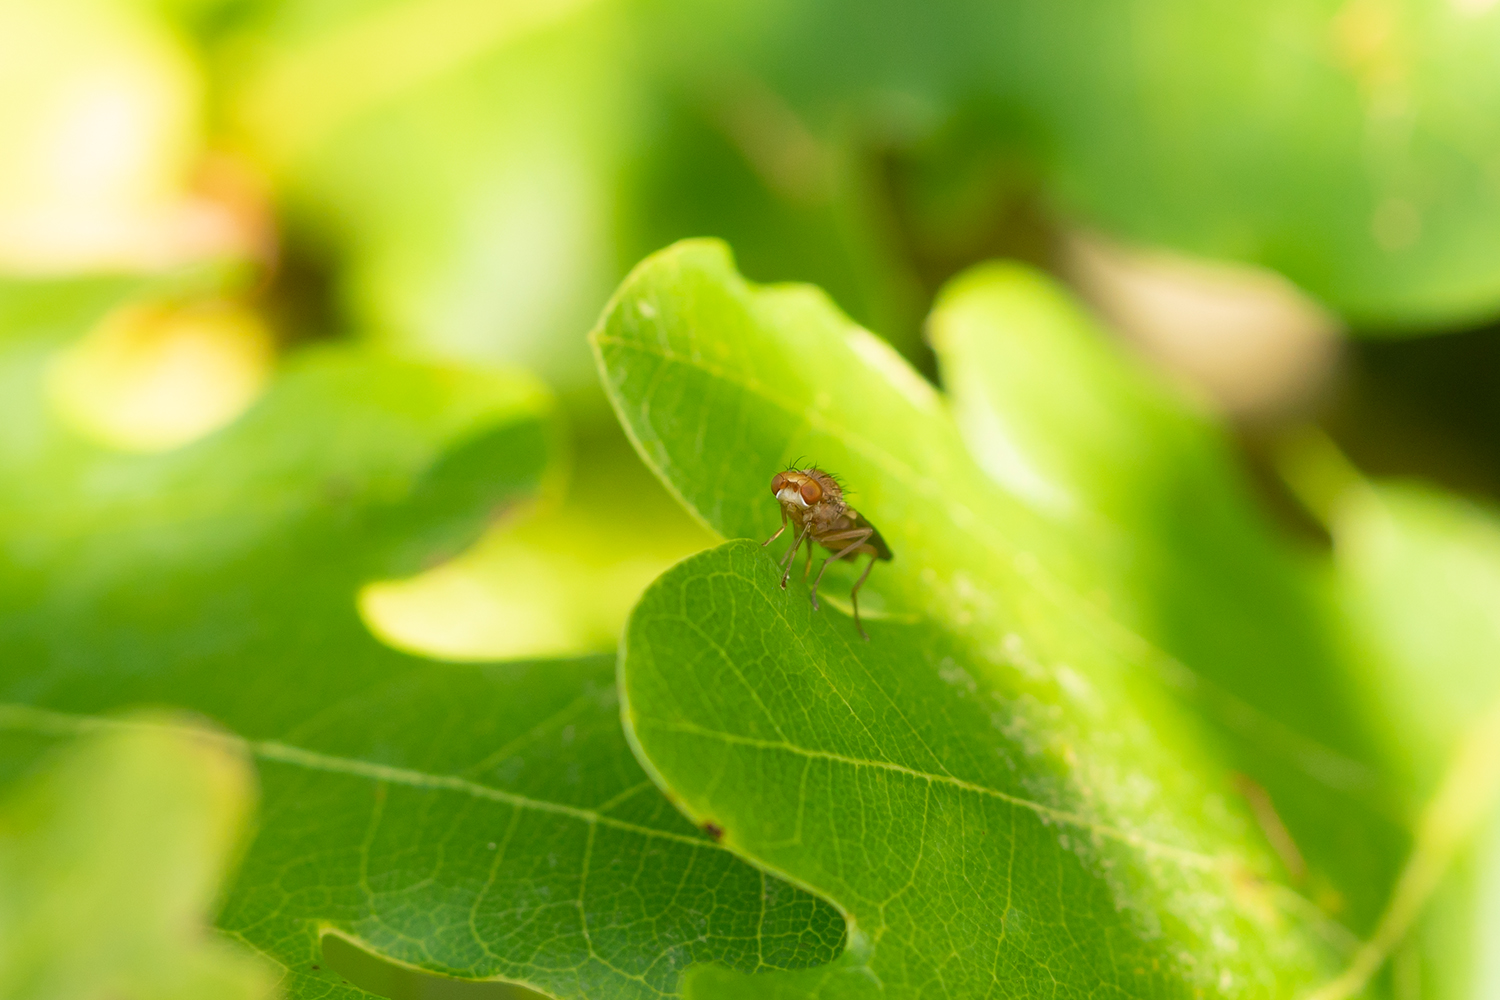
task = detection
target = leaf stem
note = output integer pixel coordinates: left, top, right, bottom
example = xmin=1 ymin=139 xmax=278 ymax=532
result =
xmin=1273 ymin=425 xmax=1371 ymax=531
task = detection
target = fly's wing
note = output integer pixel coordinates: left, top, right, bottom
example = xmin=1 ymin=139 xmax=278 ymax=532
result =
xmin=850 ymin=510 xmax=893 ymax=561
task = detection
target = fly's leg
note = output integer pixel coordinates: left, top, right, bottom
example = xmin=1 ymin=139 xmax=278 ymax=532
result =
xmin=762 ymin=509 xmax=787 ymax=548
xmin=850 ymin=552 xmax=877 ymax=641
xmin=786 ymin=521 xmax=810 ymax=566
xmin=780 ymin=522 xmax=808 ymax=569
xmin=802 ymin=539 xmax=814 ymax=582
xmin=779 ymin=523 xmax=811 ymax=588
xmin=808 ymin=528 xmax=873 ymax=612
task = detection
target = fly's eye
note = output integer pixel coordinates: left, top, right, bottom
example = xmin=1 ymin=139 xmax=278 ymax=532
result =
xmin=799 ymin=479 xmax=822 ymax=504
xmin=771 ymin=472 xmax=787 ymax=495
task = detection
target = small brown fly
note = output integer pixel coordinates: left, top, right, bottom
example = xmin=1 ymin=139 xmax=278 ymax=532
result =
xmin=762 ymin=467 xmax=892 ymax=640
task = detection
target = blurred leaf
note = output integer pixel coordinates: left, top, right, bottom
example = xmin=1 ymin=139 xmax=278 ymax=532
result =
xmin=236 ymin=0 xmax=634 ymax=394
xmin=236 ymin=0 xmax=598 ymax=163
xmin=0 ymin=715 xmax=277 ymax=1000
xmin=987 ymin=0 xmax=1500 ymax=328
xmin=594 ymin=239 xmax=1347 ymax=994
xmin=616 ymin=86 xmax=926 ymax=358
xmin=0 ymin=282 xmax=843 ymax=999
xmin=361 ymin=428 xmax=716 ymax=661
xmin=231 ymin=0 xmax=920 ymax=398
xmin=0 ymin=0 xmax=260 ymax=273
xmin=1294 ymin=474 xmax=1500 ymax=998
xmin=1333 ymin=483 xmax=1500 ymax=791
xmin=0 ymin=275 xmax=144 ymax=344
xmin=46 ymin=297 xmax=274 ymax=452
xmin=648 ymin=0 xmax=1500 ymax=328
xmin=927 ymin=263 xmax=1404 ymax=928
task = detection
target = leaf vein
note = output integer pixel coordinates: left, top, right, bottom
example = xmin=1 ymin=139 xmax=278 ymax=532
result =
xmin=647 ymin=718 xmax=1220 ymax=870
xmin=0 ymin=703 xmax=718 ymax=851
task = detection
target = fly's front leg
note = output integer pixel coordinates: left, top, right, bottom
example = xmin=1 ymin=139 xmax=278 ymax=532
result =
xmin=762 ymin=508 xmax=787 ymax=548
xmin=807 ymin=528 xmax=873 ymax=611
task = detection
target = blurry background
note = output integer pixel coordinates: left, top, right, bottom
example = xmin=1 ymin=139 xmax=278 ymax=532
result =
xmin=17 ymin=0 xmax=1500 ymax=664
xmin=8 ymin=0 xmax=1500 ymax=993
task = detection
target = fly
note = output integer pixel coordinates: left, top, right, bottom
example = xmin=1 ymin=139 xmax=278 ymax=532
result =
xmin=762 ymin=466 xmax=893 ymax=640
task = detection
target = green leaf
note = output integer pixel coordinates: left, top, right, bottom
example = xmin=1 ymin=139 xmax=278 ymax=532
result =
xmin=996 ymin=0 xmax=1500 ymax=328
xmin=627 ymin=542 xmax=1348 ymax=997
xmin=651 ymin=0 xmax=1500 ymax=327
xmin=233 ymin=0 xmax=916 ymax=390
xmin=1301 ymin=475 xmax=1500 ymax=999
xmin=252 ymin=5 xmax=630 ymax=389
xmin=595 ymin=239 xmax=1347 ymax=994
xmin=927 ymin=263 xmax=1404 ymax=928
xmin=0 ymin=714 xmax=277 ymax=1000
xmin=361 ymin=428 xmax=719 ymax=662
xmin=0 ymin=286 xmax=843 ymax=999
xmin=1334 ymin=483 xmax=1500 ymax=792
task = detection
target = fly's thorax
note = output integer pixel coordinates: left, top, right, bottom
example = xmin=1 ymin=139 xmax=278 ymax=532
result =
xmin=807 ymin=499 xmax=848 ymax=531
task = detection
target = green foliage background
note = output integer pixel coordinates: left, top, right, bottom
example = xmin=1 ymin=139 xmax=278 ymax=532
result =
xmin=4 ymin=1 xmax=1500 ymax=999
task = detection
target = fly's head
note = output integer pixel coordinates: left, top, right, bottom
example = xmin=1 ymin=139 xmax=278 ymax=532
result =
xmin=771 ymin=468 xmax=843 ymax=519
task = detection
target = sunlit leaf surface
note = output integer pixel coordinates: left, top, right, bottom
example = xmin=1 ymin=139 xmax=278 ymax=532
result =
xmin=928 ymin=264 xmax=1404 ymax=929
xmin=595 ymin=240 xmax=1347 ymax=996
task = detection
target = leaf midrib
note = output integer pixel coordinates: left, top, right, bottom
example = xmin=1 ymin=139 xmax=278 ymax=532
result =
xmin=0 ymin=702 xmax=717 ymax=851
xmin=647 ymin=719 xmax=1221 ymax=871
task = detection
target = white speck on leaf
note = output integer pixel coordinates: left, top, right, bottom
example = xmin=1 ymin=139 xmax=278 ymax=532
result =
xmin=1054 ymin=665 xmax=1096 ymax=709
xmin=938 ymin=659 xmax=977 ymax=694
